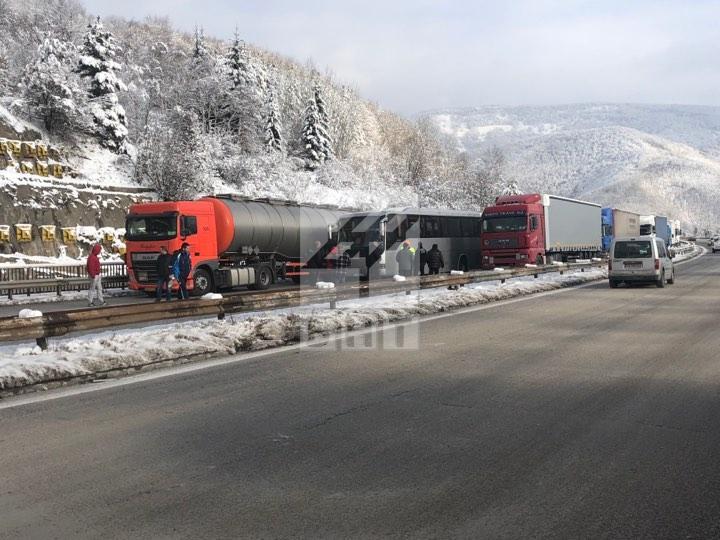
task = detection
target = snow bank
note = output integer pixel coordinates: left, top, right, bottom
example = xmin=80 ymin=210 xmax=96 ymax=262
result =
xmin=18 ymin=309 xmax=42 ymax=318
xmin=315 ymin=281 xmax=335 ymax=289
xmin=393 ymin=275 xmax=406 ymax=282
xmin=493 ymin=268 xmax=505 ymax=272
xmin=450 ymin=270 xmax=464 ymax=275
xmin=0 ymin=268 xmax=607 ymax=392
xmin=201 ymin=293 xmax=223 ymax=300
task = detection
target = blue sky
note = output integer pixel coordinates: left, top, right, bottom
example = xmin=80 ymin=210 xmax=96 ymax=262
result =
xmin=82 ymin=0 xmax=720 ymax=115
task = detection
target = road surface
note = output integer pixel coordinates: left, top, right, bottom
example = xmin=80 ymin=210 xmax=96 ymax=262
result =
xmin=1 ymin=252 xmax=719 ymax=538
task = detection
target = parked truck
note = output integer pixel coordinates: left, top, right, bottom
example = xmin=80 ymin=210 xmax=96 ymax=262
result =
xmin=124 ymin=195 xmax=345 ymax=296
xmin=480 ymin=193 xmax=602 ymax=268
xmin=640 ymin=215 xmax=670 ymax=246
xmin=669 ymin=219 xmax=682 ymax=245
xmin=601 ymin=207 xmax=641 ymax=252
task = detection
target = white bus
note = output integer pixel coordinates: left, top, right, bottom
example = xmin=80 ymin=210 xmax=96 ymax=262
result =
xmin=333 ymin=208 xmax=483 ymax=279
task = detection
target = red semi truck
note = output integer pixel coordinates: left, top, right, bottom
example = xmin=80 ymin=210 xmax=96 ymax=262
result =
xmin=481 ymin=193 xmax=602 ymax=268
xmin=124 ymin=195 xmax=344 ymax=295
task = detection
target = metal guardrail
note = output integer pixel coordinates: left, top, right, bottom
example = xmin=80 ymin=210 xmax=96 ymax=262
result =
xmin=0 ymin=262 xmax=128 ymax=299
xmin=0 ymin=261 xmax=605 ymax=349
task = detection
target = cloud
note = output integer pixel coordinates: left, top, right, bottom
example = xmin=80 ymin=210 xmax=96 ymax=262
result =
xmin=81 ymin=0 xmax=720 ymax=115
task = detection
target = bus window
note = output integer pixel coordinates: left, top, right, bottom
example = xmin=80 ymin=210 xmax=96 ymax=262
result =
xmin=447 ymin=217 xmax=461 ymax=237
xmin=386 ymin=214 xmax=419 ymax=245
xmin=421 ymin=216 xmax=443 ymax=237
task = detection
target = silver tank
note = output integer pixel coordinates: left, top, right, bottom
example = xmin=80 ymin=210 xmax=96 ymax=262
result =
xmin=209 ymin=196 xmax=345 ymax=258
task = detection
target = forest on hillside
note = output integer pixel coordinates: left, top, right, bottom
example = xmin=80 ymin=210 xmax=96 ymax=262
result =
xmin=0 ymin=0 xmax=513 ymax=210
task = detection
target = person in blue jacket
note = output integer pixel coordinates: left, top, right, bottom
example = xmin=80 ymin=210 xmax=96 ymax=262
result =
xmin=172 ymin=242 xmax=192 ymax=299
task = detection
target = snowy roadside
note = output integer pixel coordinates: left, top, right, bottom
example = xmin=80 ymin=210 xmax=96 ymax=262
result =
xmin=0 ymin=268 xmax=607 ymax=395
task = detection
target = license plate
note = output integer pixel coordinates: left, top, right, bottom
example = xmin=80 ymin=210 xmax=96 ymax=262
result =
xmin=623 ymin=261 xmax=641 ymax=267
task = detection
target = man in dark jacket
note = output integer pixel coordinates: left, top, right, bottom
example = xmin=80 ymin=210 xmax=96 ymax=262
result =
xmin=154 ymin=246 xmax=173 ymax=301
xmin=395 ymin=242 xmax=414 ymax=277
xmin=172 ymin=242 xmax=192 ymax=299
xmin=427 ymin=244 xmax=444 ymax=275
xmin=416 ymin=242 xmax=428 ymax=276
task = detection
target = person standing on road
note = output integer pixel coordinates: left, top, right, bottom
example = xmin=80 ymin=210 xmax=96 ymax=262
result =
xmin=86 ymin=243 xmax=105 ymax=306
xmin=173 ymin=242 xmax=192 ymax=299
xmin=154 ymin=246 xmax=173 ymax=302
xmin=416 ymin=242 xmax=428 ymax=276
xmin=427 ymin=243 xmax=444 ymax=275
xmin=396 ymin=242 xmax=414 ymax=277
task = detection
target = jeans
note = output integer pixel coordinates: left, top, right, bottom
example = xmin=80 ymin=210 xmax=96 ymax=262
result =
xmin=177 ymin=274 xmax=189 ymax=299
xmin=155 ymin=276 xmax=172 ymax=301
xmin=88 ymin=275 xmax=103 ymax=304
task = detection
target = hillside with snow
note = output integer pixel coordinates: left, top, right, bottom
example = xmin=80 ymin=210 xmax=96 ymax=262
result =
xmin=430 ymin=104 xmax=720 ymax=230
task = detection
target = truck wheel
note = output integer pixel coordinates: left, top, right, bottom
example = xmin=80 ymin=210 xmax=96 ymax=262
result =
xmin=192 ymin=268 xmax=213 ymax=296
xmin=609 ymin=279 xmax=619 ymax=288
xmin=535 ymin=254 xmax=544 ymax=266
xmin=253 ymin=264 xmax=273 ymax=290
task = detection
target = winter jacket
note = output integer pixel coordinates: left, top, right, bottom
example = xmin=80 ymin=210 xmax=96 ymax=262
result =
xmin=173 ymin=251 xmax=192 ymax=278
xmin=426 ymin=247 xmax=444 ymax=270
xmin=395 ymin=247 xmax=414 ymax=274
xmin=86 ymin=244 xmax=102 ymax=278
xmin=155 ymin=252 xmax=173 ymax=279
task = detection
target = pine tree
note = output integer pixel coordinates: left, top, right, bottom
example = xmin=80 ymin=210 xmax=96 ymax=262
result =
xmin=77 ymin=17 xmax=128 ymax=153
xmin=226 ymin=30 xmax=248 ymax=89
xmin=193 ymin=26 xmax=207 ymax=59
xmin=264 ymin=90 xmax=282 ymax=151
xmin=23 ymin=36 xmax=82 ymax=134
xmin=301 ymin=85 xmax=333 ymax=167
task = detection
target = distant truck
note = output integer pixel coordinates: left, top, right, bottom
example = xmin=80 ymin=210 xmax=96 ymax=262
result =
xmin=481 ymin=194 xmax=602 ymax=268
xmin=669 ymin=219 xmax=682 ymax=245
xmin=124 ymin=195 xmax=345 ymax=296
xmin=601 ymin=208 xmax=640 ymax=252
xmin=640 ymin=215 xmax=670 ymax=246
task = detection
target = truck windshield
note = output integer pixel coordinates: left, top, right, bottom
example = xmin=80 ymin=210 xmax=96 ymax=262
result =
xmin=482 ymin=215 xmax=527 ymax=233
xmin=338 ymin=215 xmax=382 ymax=245
xmin=125 ymin=215 xmax=178 ymax=241
xmin=614 ymin=241 xmax=652 ymax=258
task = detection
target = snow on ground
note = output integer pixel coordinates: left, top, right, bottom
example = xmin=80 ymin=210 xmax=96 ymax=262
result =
xmin=0 ymin=268 xmax=606 ymax=392
xmin=0 ymin=288 xmax=135 ymax=307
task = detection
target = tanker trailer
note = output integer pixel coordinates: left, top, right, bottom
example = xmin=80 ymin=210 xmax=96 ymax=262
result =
xmin=125 ymin=195 xmax=346 ymax=295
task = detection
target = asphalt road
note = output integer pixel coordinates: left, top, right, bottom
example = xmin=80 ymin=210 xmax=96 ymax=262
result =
xmin=2 ymin=252 xmax=720 ymax=538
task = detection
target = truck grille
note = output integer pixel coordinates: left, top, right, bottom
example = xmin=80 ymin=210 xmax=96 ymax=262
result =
xmin=131 ymin=252 xmax=160 ymax=283
xmin=487 ymin=238 xmax=518 ymax=249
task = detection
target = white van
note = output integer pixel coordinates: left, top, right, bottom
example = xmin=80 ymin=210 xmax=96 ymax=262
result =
xmin=609 ymin=236 xmax=675 ymax=288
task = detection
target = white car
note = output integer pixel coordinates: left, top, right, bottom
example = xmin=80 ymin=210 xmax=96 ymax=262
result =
xmin=712 ymin=237 xmax=720 ymax=253
xmin=609 ymin=236 xmax=675 ymax=288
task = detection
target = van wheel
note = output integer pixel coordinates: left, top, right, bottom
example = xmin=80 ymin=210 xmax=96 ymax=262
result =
xmin=656 ymin=272 xmax=666 ymax=288
xmin=191 ymin=268 xmax=213 ymax=296
xmin=667 ymin=271 xmax=675 ymax=284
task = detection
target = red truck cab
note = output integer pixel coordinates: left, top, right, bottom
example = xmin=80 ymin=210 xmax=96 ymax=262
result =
xmin=481 ymin=194 xmax=545 ymax=268
xmin=125 ymin=200 xmax=219 ymax=295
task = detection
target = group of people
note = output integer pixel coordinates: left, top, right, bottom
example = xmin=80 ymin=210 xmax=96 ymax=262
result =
xmin=395 ymin=241 xmax=444 ymax=277
xmin=154 ymin=243 xmax=192 ymax=301
xmin=85 ymin=242 xmax=193 ymax=307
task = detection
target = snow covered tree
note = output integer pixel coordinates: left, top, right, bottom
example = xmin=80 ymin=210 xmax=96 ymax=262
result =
xmin=77 ymin=17 xmax=128 ymax=153
xmin=226 ymin=30 xmax=248 ymax=89
xmin=264 ymin=90 xmax=282 ymax=151
xmin=0 ymin=41 xmax=8 ymax=96
xmin=301 ymin=85 xmax=333 ymax=167
xmin=500 ymin=179 xmax=521 ymax=196
xmin=192 ymin=26 xmax=207 ymax=59
xmin=135 ymin=107 xmax=210 ymax=201
xmin=23 ymin=36 xmax=83 ymax=134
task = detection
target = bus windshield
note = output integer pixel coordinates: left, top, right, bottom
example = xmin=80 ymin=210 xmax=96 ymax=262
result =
xmin=337 ymin=215 xmax=383 ymax=245
xmin=125 ymin=215 xmax=178 ymax=241
xmin=482 ymin=215 xmax=527 ymax=233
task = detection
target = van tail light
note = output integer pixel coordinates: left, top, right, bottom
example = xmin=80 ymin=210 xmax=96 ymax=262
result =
xmin=608 ymin=259 xmax=612 ymax=271
xmin=654 ymin=259 xmax=660 ymax=270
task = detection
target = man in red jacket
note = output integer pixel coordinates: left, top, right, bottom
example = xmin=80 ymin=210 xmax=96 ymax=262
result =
xmin=86 ymin=243 xmax=106 ymax=306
